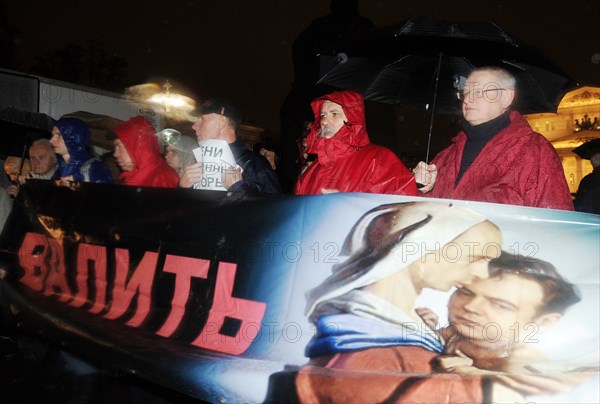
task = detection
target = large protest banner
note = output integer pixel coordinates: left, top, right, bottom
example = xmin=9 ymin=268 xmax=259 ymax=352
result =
xmin=0 ymin=180 xmax=598 ymax=403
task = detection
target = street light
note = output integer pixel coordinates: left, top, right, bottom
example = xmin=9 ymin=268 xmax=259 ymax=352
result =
xmin=125 ymin=80 xmax=196 ymax=123
xmin=148 ymin=80 xmax=193 ymax=114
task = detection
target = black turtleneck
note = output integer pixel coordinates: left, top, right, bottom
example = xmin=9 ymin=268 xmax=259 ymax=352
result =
xmin=456 ymin=111 xmax=511 ymax=186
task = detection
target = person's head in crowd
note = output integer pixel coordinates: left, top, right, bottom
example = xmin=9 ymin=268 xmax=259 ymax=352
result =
xmin=590 ymin=152 xmax=600 ymax=170
xmin=447 ymin=251 xmax=581 ymax=349
xmin=191 ymin=98 xmax=242 ymax=144
xmin=50 ymin=118 xmax=91 ymax=163
xmin=112 ymin=116 xmax=179 ymax=188
xmin=302 ymin=90 xmax=370 ymax=154
xmin=50 ymin=117 xmax=113 ymax=184
xmin=28 ymin=139 xmax=57 ymax=177
xmin=113 ymin=116 xmax=154 ymax=173
xmin=3 ymin=156 xmax=30 ymax=183
xmin=164 ymin=135 xmax=198 ymax=175
xmin=459 ymin=67 xmax=516 ymax=126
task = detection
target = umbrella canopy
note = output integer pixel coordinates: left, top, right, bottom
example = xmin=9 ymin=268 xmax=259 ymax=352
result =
xmin=0 ymin=107 xmax=55 ymax=132
xmin=0 ymin=107 xmax=54 ymax=164
xmin=573 ymin=138 xmax=600 ymax=160
xmin=317 ymin=16 xmax=576 ymax=115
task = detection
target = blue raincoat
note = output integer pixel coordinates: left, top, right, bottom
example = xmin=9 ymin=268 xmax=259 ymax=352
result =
xmin=52 ymin=118 xmax=113 ymax=184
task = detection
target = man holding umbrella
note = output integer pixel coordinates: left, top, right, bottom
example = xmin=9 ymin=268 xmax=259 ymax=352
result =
xmin=5 ymin=139 xmax=58 ymax=198
xmin=414 ymin=67 xmax=573 ymax=211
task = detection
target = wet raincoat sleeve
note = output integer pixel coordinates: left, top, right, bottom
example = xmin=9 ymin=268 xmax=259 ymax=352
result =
xmin=295 ymin=144 xmax=417 ymax=195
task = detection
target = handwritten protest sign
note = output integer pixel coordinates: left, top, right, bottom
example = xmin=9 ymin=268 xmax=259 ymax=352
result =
xmin=192 ymin=139 xmax=238 ymax=190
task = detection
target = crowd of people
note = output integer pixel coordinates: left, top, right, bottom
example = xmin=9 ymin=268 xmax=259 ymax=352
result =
xmin=1 ymin=67 xmax=584 ymax=212
xmin=2 ymin=65 xmax=593 ymax=247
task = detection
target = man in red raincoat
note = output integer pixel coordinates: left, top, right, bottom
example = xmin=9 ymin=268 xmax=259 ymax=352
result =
xmin=112 ymin=116 xmax=179 ymax=188
xmin=294 ymin=90 xmax=417 ymax=196
xmin=414 ymin=67 xmax=573 ymax=210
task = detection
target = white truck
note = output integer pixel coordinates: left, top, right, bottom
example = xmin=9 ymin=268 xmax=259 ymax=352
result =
xmin=0 ymin=68 xmax=164 ymax=152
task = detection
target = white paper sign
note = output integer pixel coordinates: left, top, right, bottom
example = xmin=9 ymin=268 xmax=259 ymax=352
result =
xmin=192 ymin=139 xmax=238 ymax=190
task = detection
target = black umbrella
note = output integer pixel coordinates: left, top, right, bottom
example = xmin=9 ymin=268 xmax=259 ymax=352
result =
xmin=317 ymin=17 xmax=576 ymax=160
xmin=573 ymin=138 xmax=600 ymax=160
xmin=0 ymin=107 xmax=55 ymax=177
xmin=0 ymin=107 xmax=56 ymax=132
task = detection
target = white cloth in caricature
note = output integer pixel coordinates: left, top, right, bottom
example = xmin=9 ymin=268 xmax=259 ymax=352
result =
xmin=306 ymin=202 xmax=489 ymax=319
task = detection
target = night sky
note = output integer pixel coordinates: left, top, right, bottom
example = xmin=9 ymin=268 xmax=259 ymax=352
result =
xmin=3 ymin=0 xmax=599 ymax=150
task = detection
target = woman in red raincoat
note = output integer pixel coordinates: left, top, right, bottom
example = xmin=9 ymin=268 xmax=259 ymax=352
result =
xmin=294 ymin=91 xmax=417 ymax=196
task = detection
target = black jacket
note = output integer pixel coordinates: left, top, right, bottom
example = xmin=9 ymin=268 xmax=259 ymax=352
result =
xmin=229 ymin=139 xmax=281 ymax=193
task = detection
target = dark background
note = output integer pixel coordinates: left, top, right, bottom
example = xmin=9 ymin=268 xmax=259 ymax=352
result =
xmin=2 ymin=0 xmax=599 ymax=158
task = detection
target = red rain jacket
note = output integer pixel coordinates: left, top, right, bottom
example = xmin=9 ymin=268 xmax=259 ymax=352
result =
xmin=294 ymin=91 xmax=417 ymax=196
xmin=428 ymin=111 xmax=573 ymax=210
xmin=113 ymin=116 xmax=179 ymax=188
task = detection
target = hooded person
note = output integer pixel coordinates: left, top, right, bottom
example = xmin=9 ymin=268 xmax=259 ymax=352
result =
xmin=163 ymin=134 xmax=198 ymax=176
xmin=294 ymin=90 xmax=417 ymax=195
xmin=295 ymin=201 xmax=502 ymax=403
xmin=50 ymin=118 xmax=113 ymax=184
xmin=112 ymin=116 xmax=179 ymax=188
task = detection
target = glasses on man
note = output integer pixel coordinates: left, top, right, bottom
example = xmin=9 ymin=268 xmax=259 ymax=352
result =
xmin=456 ymin=88 xmax=507 ymax=101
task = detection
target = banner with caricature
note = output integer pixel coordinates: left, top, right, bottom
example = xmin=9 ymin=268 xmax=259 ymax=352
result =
xmin=0 ymin=181 xmax=598 ymax=403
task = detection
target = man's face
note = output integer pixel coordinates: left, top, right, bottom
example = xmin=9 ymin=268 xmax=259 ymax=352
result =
xmin=447 ymin=274 xmax=545 ymax=345
xmin=192 ymin=113 xmax=222 ymax=142
xmin=50 ymin=126 xmax=68 ymax=156
xmin=29 ymin=145 xmax=56 ymax=175
xmin=113 ymin=139 xmax=134 ymax=171
xmin=319 ymin=100 xmax=347 ymax=139
xmin=461 ymin=70 xmax=514 ymax=126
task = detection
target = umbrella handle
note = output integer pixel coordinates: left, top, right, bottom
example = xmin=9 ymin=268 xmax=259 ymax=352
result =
xmin=416 ymin=53 xmax=443 ymax=189
xmin=16 ymin=132 xmax=30 ymax=178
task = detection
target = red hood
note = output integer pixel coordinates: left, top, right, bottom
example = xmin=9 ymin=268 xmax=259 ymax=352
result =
xmin=113 ymin=116 xmax=178 ymax=187
xmin=113 ymin=116 xmax=163 ymax=170
xmin=306 ymin=90 xmax=370 ymax=165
